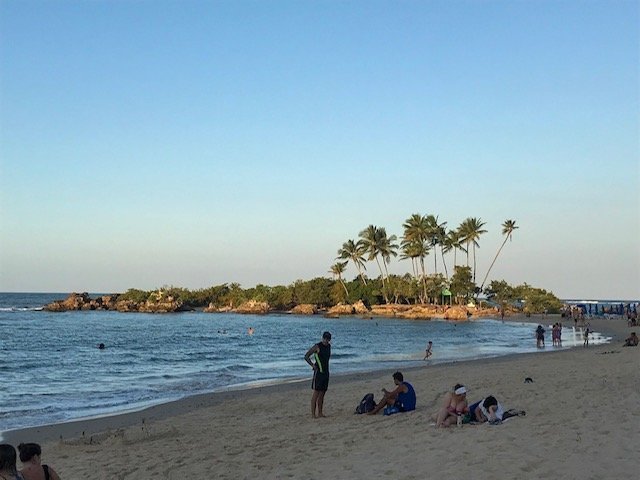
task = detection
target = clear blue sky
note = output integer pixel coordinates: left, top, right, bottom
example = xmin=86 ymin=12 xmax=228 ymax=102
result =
xmin=1 ymin=0 xmax=638 ymax=299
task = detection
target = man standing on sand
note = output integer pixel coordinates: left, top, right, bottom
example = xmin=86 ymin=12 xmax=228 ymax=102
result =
xmin=304 ymin=331 xmax=331 ymax=418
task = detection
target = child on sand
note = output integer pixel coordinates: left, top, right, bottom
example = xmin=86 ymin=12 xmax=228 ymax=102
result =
xmin=423 ymin=341 xmax=433 ymax=360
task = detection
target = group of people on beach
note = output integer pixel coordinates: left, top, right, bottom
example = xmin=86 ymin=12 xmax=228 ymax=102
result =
xmin=0 ymin=443 xmax=61 ymax=480
xmin=304 ymin=332 xmax=519 ymax=425
xmin=305 ymin=331 xmax=419 ymax=419
xmin=430 ymin=384 xmax=519 ymax=427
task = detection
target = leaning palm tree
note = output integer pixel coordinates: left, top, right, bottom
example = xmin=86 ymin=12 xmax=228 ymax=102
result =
xmin=378 ymin=227 xmax=399 ymax=284
xmin=337 ymin=239 xmax=368 ymax=285
xmin=329 ymin=261 xmax=350 ymax=298
xmin=440 ymin=230 xmax=453 ymax=280
xmin=425 ymin=215 xmax=443 ymax=275
xmin=359 ymin=225 xmax=398 ymax=303
xmin=359 ymin=225 xmax=388 ymax=301
xmin=459 ymin=217 xmax=487 ymax=283
xmin=478 ymin=219 xmax=518 ymax=294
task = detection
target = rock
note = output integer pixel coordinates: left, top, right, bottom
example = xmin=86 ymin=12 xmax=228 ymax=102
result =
xmin=234 ymin=300 xmax=270 ymax=314
xmin=115 ymin=300 xmax=140 ymax=312
xmin=396 ymin=306 xmax=435 ymax=320
xmin=139 ymin=296 xmax=185 ymax=313
xmin=327 ymin=303 xmax=354 ymax=315
xmin=290 ymin=304 xmax=317 ymax=315
xmin=44 ymin=292 xmax=92 ymax=312
xmin=443 ymin=306 xmax=471 ymax=321
xmin=353 ymin=300 xmax=370 ymax=315
xmin=203 ymin=303 xmax=233 ymax=313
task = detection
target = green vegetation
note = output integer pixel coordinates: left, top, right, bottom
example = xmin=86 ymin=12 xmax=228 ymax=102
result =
xmin=114 ymin=215 xmax=562 ymax=313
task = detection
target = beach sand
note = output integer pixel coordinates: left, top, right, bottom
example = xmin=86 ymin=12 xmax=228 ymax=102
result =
xmin=5 ymin=316 xmax=638 ymax=480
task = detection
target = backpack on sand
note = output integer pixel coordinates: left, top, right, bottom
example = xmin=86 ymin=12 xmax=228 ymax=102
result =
xmin=355 ymin=393 xmax=376 ymax=414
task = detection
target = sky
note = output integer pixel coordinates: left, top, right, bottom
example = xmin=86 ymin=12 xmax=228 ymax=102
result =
xmin=0 ymin=0 xmax=638 ymax=300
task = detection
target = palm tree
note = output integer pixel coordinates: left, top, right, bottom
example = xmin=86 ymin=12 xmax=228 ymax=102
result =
xmin=329 ymin=261 xmax=350 ymax=298
xmin=359 ymin=225 xmax=387 ymax=300
xmin=459 ymin=217 xmax=487 ymax=284
xmin=425 ymin=215 xmax=442 ymax=275
xmin=440 ymin=230 xmax=453 ymax=280
xmin=478 ymin=219 xmax=518 ymax=294
xmin=359 ymin=225 xmax=397 ymax=303
xmin=402 ymin=214 xmax=431 ymax=302
xmin=447 ymin=229 xmax=466 ymax=269
xmin=378 ymin=227 xmax=399 ymax=283
xmin=337 ymin=239 xmax=368 ymax=285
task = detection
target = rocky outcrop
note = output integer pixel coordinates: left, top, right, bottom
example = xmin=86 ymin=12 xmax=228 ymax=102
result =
xmin=327 ymin=303 xmax=355 ymax=316
xmin=290 ymin=304 xmax=317 ymax=315
xmin=370 ymin=304 xmax=411 ymax=316
xmin=45 ymin=292 xmax=186 ymax=313
xmin=353 ymin=300 xmax=370 ymax=315
xmin=139 ymin=296 xmax=185 ymax=313
xmin=45 ymin=292 xmax=94 ymax=312
xmin=234 ymin=300 xmax=270 ymax=314
xmin=443 ymin=306 xmax=472 ymax=321
xmin=203 ymin=303 xmax=232 ymax=313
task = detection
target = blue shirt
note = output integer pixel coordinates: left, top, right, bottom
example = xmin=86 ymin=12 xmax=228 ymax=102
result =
xmin=397 ymin=381 xmax=416 ymax=411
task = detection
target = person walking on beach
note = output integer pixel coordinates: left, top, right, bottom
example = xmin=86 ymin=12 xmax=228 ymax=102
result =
xmin=583 ymin=327 xmax=592 ymax=347
xmin=535 ymin=325 xmax=545 ymax=348
xmin=423 ymin=341 xmax=433 ymax=360
xmin=304 ymin=331 xmax=331 ymax=418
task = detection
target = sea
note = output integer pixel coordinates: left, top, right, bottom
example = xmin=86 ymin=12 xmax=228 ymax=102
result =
xmin=0 ymin=292 xmax=616 ymax=436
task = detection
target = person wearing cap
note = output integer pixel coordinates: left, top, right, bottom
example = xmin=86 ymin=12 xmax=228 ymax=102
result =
xmin=432 ymin=384 xmax=469 ymax=428
xmin=367 ymin=371 xmax=416 ymax=415
xmin=304 ymin=331 xmax=332 ymax=418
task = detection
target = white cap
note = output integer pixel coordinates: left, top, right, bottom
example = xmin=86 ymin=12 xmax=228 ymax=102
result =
xmin=455 ymin=386 xmax=467 ymax=395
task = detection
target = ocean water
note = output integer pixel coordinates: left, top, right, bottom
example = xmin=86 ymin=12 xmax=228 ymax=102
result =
xmin=0 ymin=293 xmax=610 ymax=434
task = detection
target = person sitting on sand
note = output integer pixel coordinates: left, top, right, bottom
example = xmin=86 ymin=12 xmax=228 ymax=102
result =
xmin=432 ymin=384 xmax=468 ymax=428
xmin=18 ymin=443 xmax=61 ymax=480
xmin=466 ymin=395 xmax=504 ymax=424
xmin=623 ymin=332 xmax=638 ymax=347
xmin=0 ymin=444 xmax=25 ymax=480
xmin=367 ymin=371 xmax=416 ymax=415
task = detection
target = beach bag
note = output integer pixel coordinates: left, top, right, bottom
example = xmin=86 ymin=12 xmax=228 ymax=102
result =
xmin=355 ymin=393 xmax=376 ymax=414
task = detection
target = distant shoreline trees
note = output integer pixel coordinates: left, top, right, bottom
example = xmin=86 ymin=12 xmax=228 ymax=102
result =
xmin=105 ymin=215 xmax=560 ymax=314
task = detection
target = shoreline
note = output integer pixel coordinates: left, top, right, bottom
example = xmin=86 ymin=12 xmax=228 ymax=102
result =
xmin=3 ymin=314 xmax=628 ymax=445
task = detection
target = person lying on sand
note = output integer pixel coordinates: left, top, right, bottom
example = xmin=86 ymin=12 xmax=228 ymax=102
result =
xmin=367 ymin=371 xmax=416 ymax=415
xmin=431 ymin=384 xmax=469 ymax=428
xmin=466 ymin=395 xmax=504 ymax=424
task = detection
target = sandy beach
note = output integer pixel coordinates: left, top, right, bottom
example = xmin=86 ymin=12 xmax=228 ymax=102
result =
xmin=4 ymin=315 xmax=638 ymax=480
